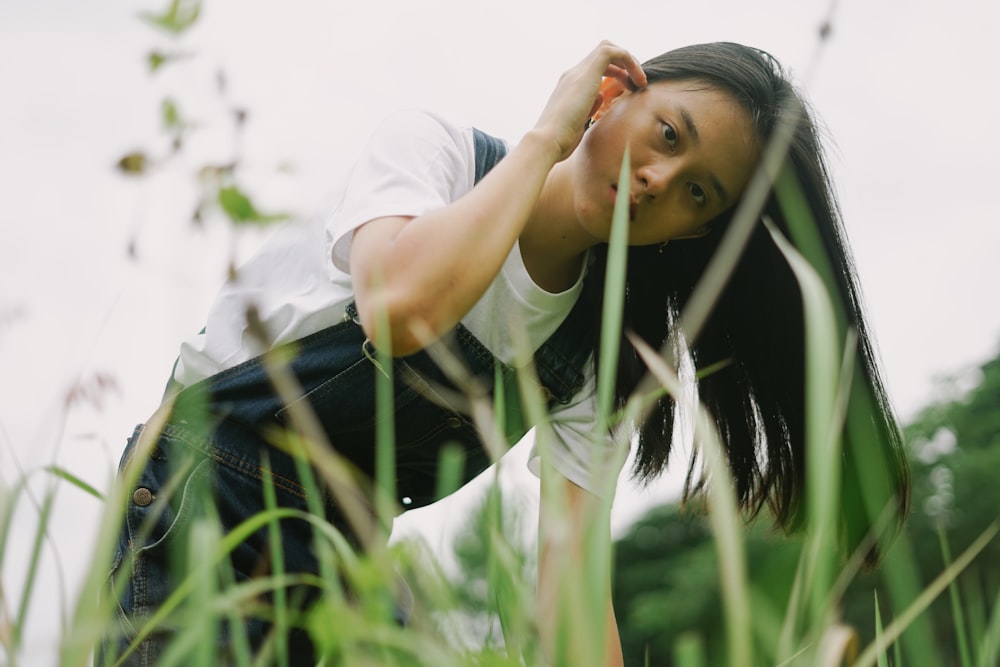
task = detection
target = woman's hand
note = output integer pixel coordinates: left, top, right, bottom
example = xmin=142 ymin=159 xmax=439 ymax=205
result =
xmin=531 ymin=40 xmax=647 ymax=162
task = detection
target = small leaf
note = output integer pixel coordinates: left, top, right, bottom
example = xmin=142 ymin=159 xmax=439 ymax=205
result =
xmin=139 ymin=0 xmax=201 ymax=35
xmin=115 ymin=151 xmax=149 ymax=175
xmin=161 ymin=97 xmax=181 ymax=130
xmin=147 ymin=50 xmax=192 ymax=73
xmin=218 ymin=186 xmax=254 ymax=221
xmin=149 ymin=51 xmax=166 ymax=72
xmin=218 ymin=186 xmax=288 ymax=226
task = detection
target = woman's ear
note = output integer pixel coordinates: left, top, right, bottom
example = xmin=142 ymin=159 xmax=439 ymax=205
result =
xmin=591 ymin=77 xmax=631 ymax=122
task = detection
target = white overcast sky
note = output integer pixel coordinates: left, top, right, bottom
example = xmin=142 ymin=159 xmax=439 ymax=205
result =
xmin=1 ymin=0 xmax=998 ymax=663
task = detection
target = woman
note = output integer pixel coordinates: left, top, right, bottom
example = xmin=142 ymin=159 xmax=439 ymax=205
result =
xmin=100 ymin=41 xmax=908 ymax=666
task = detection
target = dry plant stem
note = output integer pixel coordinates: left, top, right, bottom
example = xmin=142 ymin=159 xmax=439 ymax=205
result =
xmin=629 ymin=333 xmax=751 ymax=667
xmin=406 ymin=318 xmax=510 ymax=465
xmin=255 ymin=346 xmax=381 ymax=553
xmin=816 ymin=623 xmax=859 ymax=667
xmin=622 ymin=93 xmax=806 ymax=458
xmin=632 ymin=5 xmax=836 ymax=423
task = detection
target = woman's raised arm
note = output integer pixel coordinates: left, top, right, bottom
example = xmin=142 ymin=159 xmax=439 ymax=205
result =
xmin=349 ymin=41 xmax=646 ymax=356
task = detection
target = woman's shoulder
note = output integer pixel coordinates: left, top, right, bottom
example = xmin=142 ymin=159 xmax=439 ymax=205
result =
xmin=366 ymin=109 xmax=476 ymax=160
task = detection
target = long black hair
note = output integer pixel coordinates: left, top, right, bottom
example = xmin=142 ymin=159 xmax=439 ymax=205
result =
xmin=590 ymin=42 xmax=909 ymax=556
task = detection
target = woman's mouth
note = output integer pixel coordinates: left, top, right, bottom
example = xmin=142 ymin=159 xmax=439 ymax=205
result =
xmin=611 ymin=184 xmax=638 ymax=222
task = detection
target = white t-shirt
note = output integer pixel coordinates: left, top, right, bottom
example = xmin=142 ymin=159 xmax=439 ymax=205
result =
xmin=172 ymin=110 xmax=620 ymax=495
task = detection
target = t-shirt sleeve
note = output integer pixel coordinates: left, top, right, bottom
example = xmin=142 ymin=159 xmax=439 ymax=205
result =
xmin=527 ymin=370 xmax=626 ymax=497
xmin=327 ymin=110 xmax=475 ymax=274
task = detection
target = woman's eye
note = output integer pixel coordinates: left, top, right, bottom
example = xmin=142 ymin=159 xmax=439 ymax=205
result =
xmin=661 ymin=123 xmax=678 ymax=148
xmin=689 ymin=183 xmax=706 ymax=205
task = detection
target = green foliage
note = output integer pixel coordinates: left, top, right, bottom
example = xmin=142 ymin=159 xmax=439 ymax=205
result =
xmin=139 ymin=0 xmax=201 ymax=36
xmin=217 ymin=185 xmax=289 ymax=226
xmin=612 ymin=341 xmax=1000 ymax=666
xmin=612 ymin=505 xmax=803 ymax=666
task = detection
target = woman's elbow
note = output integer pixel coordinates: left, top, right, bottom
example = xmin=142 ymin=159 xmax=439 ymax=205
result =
xmin=355 ymin=289 xmax=437 ymax=357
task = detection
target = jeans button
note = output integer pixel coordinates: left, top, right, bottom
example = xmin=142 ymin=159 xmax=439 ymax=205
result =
xmin=540 ymin=386 xmax=554 ymax=401
xmin=133 ymin=487 xmax=154 ymax=507
xmin=446 ymin=416 xmax=462 ymax=429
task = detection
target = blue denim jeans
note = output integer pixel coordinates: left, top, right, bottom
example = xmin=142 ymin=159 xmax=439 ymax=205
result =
xmin=98 ymin=296 xmax=594 ymax=665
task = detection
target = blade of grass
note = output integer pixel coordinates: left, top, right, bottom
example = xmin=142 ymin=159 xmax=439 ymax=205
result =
xmin=549 ymin=146 xmax=635 ymax=667
xmin=62 ymin=400 xmax=178 ymax=667
xmin=777 ymin=166 xmax=908 ymax=633
xmin=113 ymin=507 xmax=305 ymax=661
xmin=671 ymin=97 xmax=804 ymax=352
xmin=191 ymin=518 xmax=220 ymax=667
xmin=962 ymin=574 xmax=987 ymax=666
xmin=14 ymin=482 xmax=58 ymax=650
xmin=977 ymin=585 xmax=1000 ymax=667
xmin=0 ymin=477 xmax=28 ymax=647
xmin=274 ymin=428 xmax=348 ymax=626
xmin=776 ymin=545 xmax=808 ymax=660
xmin=260 ymin=460 xmax=289 ymax=667
xmin=855 ymin=521 xmax=1000 ymax=667
xmin=764 ymin=218 xmax=842 ymax=632
xmin=371 ymin=292 xmax=397 ymax=541
xmin=874 ymin=590 xmax=888 ymax=667
xmin=433 ymin=444 xmax=466 ymax=504
xmin=879 ymin=528 xmax=943 ymax=666
xmin=500 ymin=311 xmax=574 ymax=665
xmin=248 ymin=322 xmax=379 ymax=552
xmin=44 ymin=465 xmax=104 ymax=501
xmin=595 ymin=146 xmax=631 ymax=435
xmin=404 ymin=318 xmax=509 ymax=465
xmin=213 ymin=550 xmax=254 ymax=667
xmin=938 ymin=523 xmax=973 ymax=667
xmin=673 ymin=632 xmax=706 ymax=667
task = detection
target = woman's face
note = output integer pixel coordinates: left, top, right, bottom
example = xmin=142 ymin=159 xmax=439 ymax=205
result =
xmin=571 ymin=79 xmax=759 ymax=246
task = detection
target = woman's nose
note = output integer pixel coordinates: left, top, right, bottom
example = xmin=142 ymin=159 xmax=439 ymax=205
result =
xmin=635 ymin=160 xmax=674 ymax=198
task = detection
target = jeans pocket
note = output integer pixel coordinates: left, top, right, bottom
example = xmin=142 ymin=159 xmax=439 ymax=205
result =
xmin=123 ymin=436 xmax=212 ymax=614
xmin=100 ymin=430 xmax=211 ymax=666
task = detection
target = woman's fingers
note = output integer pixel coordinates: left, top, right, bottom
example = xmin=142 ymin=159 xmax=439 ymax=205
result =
xmin=532 ymin=41 xmax=646 ymax=161
xmin=603 ymin=63 xmax=643 ymax=91
xmin=592 ymin=41 xmax=647 ymax=89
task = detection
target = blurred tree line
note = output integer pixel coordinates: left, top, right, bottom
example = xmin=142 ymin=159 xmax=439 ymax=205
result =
xmin=612 ymin=344 xmax=1000 ymax=665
